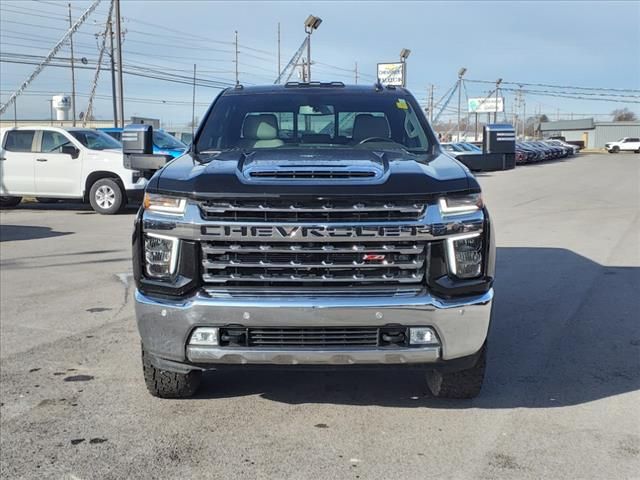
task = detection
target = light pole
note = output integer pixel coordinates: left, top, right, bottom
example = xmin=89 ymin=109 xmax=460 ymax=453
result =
xmin=399 ymin=48 xmax=411 ymax=87
xmin=303 ymin=15 xmax=322 ymax=81
xmin=457 ymin=67 xmax=467 ymax=142
xmin=68 ymin=3 xmax=77 ymax=127
xmin=114 ymin=0 xmax=125 ymax=127
xmin=494 ymin=78 xmax=502 ymax=123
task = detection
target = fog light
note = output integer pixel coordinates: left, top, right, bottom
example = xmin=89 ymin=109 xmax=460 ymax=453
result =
xmin=189 ymin=327 xmax=219 ymax=346
xmin=409 ymin=327 xmax=439 ymax=346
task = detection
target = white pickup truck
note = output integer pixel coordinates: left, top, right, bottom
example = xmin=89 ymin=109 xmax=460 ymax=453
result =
xmin=605 ymin=137 xmax=640 ymax=153
xmin=0 ymin=126 xmax=146 ymax=214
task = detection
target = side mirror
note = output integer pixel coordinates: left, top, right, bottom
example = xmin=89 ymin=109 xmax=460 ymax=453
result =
xmin=122 ymin=124 xmax=172 ymax=173
xmin=122 ymin=124 xmax=153 ymax=154
xmin=61 ymin=145 xmax=79 ymax=159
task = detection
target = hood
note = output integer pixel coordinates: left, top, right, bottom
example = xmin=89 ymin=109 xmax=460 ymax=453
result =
xmin=154 ymin=148 xmax=475 ymax=198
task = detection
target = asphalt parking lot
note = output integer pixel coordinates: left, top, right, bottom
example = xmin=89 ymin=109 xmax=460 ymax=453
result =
xmin=1 ymin=153 xmax=639 ymax=479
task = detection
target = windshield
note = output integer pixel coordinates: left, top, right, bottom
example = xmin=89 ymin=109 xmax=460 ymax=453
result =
xmin=69 ymin=130 xmax=122 ymax=150
xmin=153 ymin=130 xmax=186 ymax=150
xmin=196 ymin=91 xmax=431 ymax=154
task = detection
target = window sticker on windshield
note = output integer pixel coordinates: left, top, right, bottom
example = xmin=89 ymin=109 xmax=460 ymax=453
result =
xmin=396 ymin=99 xmax=408 ymax=110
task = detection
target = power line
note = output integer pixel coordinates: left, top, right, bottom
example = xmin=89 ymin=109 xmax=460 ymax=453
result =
xmin=466 ymin=78 xmax=640 ymax=94
xmin=0 ymin=5 xmax=69 ymax=21
xmin=0 ymin=57 xmax=235 ymax=90
xmin=499 ymin=87 xmax=640 ymax=104
xmin=0 ymin=0 xmax=102 ymax=115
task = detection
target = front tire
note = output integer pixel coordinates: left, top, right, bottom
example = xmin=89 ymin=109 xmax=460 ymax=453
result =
xmin=142 ymin=346 xmax=201 ymax=399
xmin=610 ymin=146 xmax=619 ymax=153
xmin=426 ymin=345 xmax=486 ymax=399
xmin=89 ymin=178 xmax=125 ymax=214
xmin=0 ymin=196 xmax=22 ymax=208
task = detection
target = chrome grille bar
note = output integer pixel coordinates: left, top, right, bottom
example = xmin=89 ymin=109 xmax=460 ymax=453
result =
xmin=203 ymin=259 xmax=424 ymax=270
xmin=203 ymin=286 xmax=423 ymax=298
xmin=201 ymin=202 xmax=424 ymax=213
xmin=201 ymin=242 xmax=422 ymax=255
xmin=202 ymin=270 xmax=423 ymax=284
xmin=199 ymin=198 xmax=427 ymax=223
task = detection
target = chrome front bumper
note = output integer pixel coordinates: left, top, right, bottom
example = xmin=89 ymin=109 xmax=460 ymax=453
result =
xmin=135 ymin=289 xmax=493 ymax=369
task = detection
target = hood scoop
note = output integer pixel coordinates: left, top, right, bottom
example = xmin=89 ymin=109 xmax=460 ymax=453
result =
xmin=249 ymin=168 xmax=377 ymax=179
xmin=239 ymin=149 xmax=388 ymax=183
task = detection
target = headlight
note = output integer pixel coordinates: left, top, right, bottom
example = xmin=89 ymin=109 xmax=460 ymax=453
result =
xmin=144 ymin=233 xmax=179 ymax=279
xmin=143 ymin=193 xmax=186 ymax=215
xmin=446 ymin=233 xmax=483 ymax=279
xmin=439 ymin=193 xmax=483 ymax=215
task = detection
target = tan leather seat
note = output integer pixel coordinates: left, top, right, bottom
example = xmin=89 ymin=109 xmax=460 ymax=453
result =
xmin=239 ymin=114 xmax=285 ymax=149
xmin=352 ymin=114 xmax=390 ymax=143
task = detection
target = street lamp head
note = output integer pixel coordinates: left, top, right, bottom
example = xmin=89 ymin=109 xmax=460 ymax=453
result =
xmin=458 ymin=67 xmax=467 ymax=78
xmin=399 ymin=48 xmax=411 ymax=60
xmin=304 ymin=15 xmax=322 ymax=32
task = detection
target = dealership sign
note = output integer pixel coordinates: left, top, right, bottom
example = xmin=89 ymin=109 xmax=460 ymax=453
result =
xmin=377 ymin=63 xmax=405 ymax=86
xmin=468 ymin=97 xmax=504 ymax=113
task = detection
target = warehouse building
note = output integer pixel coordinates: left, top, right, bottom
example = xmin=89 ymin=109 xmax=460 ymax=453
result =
xmin=539 ymin=119 xmax=640 ymax=149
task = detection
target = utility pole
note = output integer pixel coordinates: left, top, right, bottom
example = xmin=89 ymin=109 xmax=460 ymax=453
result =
xmin=494 ymin=78 xmax=502 ymax=123
xmin=114 ymin=0 xmax=125 ymax=126
xmin=306 ymin=32 xmax=311 ymax=81
xmin=475 ymin=112 xmax=479 ymax=141
xmin=108 ymin=12 xmax=118 ymax=127
xmin=277 ymin=23 xmax=281 ymax=78
xmin=428 ymin=84 xmax=434 ymax=123
xmin=192 ymin=64 xmax=197 ymax=137
xmin=513 ymin=88 xmax=520 ymax=137
xmin=68 ymin=3 xmax=77 ymax=126
xmin=457 ymin=67 xmax=467 ymax=142
xmin=354 ymin=62 xmax=359 ymax=84
xmin=234 ymin=30 xmax=239 ymax=85
xmin=522 ymin=97 xmax=526 ymax=139
xmin=48 ymin=99 xmax=53 ymax=125
xmin=13 ymin=99 xmax=17 ymax=127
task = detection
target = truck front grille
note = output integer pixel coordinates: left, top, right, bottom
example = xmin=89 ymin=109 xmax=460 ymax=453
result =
xmin=199 ymin=198 xmax=426 ymax=223
xmin=247 ymin=327 xmax=380 ymax=347
xmin=201 ymin=241 xmax=426 ymax=288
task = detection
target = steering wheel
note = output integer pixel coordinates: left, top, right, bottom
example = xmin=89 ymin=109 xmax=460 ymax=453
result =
xmin=357 ymin=137 xmax=395 ymax=145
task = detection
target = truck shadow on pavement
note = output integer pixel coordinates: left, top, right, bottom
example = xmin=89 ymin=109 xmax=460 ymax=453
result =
xmin=193 ymin=247 xmax=640 ymax=408
xmin=10 ymin=201 xmax=139 ymax=214
xmin=0 ymin=224 xmax=73 ymax=242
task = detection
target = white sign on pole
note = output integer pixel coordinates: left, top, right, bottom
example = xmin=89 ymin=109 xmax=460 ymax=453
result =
xmin=468 ymin=97 xmax=504 ymax=113
xmin=377 ymin=62 xmax=405 ymax=86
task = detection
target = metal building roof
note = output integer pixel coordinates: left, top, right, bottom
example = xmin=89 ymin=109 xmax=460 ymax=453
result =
xmin=540 ymin=119 xmax=594 ymax=131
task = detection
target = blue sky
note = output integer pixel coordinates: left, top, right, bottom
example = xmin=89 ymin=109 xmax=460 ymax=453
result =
xmin=1 ymin=0 xmax=639 ymax=127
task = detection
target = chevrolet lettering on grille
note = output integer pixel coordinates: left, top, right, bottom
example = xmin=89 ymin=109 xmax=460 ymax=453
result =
xmin=201 ymin=224 xmax=433 ymax=241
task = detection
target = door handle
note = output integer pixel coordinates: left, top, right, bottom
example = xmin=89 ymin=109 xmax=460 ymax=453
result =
xmin=0 ymin=157 xmax=6 ymax=161
xmin=36 ymin=158 xmax=48 ymax=162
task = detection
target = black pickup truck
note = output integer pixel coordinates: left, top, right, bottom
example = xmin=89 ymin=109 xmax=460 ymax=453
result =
xmin=128 ymin=82 xmax=495 ymax=399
